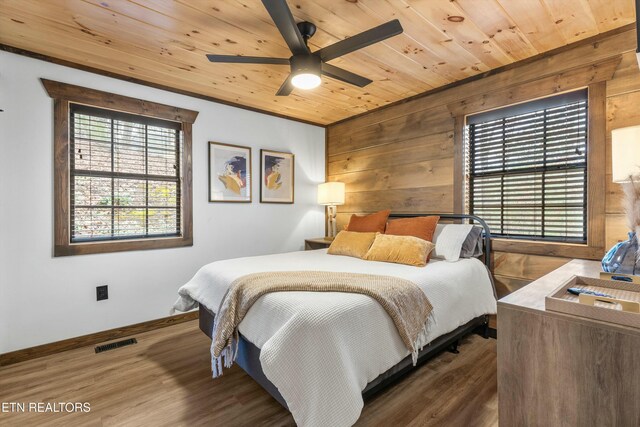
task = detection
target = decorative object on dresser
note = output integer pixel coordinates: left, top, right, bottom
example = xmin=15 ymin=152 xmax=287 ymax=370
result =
xmin=208 ymin=142 xmax=251 ymax=203
xmin=602 ymin=125 xmax=640 ymax=275
xmin=260 ymin=149 xmax=294 ymax=203
xmin=498 ymin=260 xmax=640 ymax=426
xmin=304 ymin=237 xmax=333 ymax=250
xmin=546 ymin=275 xmax=640 ymax=322
xmin=317 ymin=181 xmax=345 ymax=238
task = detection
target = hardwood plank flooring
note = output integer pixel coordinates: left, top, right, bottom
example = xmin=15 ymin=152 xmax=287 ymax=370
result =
xmin=0 ymin=321 xmax=497 ymax=426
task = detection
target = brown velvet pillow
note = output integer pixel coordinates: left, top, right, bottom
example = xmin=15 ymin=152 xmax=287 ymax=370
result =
xmin=363 ymin=234 xmax=435 ymax=267
xmin=385 ymin=216 xmax=440 ymax=242
xmin=327 ymin=231 xmax=378 ymax=259
xmin=346 ymin=210 xmax=391 ymax=233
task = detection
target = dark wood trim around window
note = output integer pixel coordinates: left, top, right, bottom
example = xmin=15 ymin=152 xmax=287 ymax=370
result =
xmin=585 ymin=81 xmax=607 ymax=252
xmin=43 ymin=79 xmax=198 ymax=256
xmin=450 ymin=59 xmax=616 ymax=260
xmin=453 ymin=116 xmax=466 ymax=215
xmin=42 ymin=79 xmax=199 ymax=124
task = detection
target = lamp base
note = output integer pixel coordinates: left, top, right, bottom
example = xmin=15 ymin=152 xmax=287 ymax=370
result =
xmin=326 ymin=205 xmax=338 ymax=238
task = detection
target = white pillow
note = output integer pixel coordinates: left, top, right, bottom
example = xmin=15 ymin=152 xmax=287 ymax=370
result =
xmin=432 ymin=224 xmax=473 ymax=262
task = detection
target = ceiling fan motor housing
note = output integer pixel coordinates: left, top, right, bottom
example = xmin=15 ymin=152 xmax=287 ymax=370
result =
xmin=290 ymin=54 xmax=322 ymax=76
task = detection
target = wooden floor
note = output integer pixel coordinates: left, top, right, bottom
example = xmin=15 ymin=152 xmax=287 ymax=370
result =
xmin=0 ymin=321 xmax=498 ymax=426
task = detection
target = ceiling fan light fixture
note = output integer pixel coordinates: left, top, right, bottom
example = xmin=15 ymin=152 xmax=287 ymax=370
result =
xmin=291 ymin=72 xmax=321 ymax=89
xmin=289 ymin=54 xmax=322 ymax=90
xmin=205 ymin=0 xmax=404 ymax=96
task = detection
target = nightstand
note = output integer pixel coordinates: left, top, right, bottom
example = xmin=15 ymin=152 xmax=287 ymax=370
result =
xmin=304 ymin=237 xmax=333 ymax=250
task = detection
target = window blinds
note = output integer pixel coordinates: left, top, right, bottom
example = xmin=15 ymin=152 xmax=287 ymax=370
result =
xmin=467 ymin=89 xmax=588 ymax=243
xmin=70 ymin=104 xmax=182 ymax=243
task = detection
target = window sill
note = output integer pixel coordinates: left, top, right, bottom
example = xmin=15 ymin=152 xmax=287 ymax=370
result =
xmin=491 ymin=238 xmax=604 ymax=260
xmin=54 ymin=236 xmax=192 ymax=257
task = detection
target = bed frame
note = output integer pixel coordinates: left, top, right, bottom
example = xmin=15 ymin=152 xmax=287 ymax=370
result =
xmin=198 ymin=213 xmax=495 ymax=409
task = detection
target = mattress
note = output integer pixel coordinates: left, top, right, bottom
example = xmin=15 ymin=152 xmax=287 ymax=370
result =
xmin=174 ymin=249 xmax=496 ymax=426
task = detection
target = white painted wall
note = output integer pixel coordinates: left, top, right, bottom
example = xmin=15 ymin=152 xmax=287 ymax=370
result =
xmin=0 ymin=51 xmax=326 ymax=353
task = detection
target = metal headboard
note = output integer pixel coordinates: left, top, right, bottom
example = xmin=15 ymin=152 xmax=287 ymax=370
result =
xmin=389 ymin=213 xmax=492 ymax=270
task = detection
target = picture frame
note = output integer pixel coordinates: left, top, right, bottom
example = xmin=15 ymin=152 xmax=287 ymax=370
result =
xmin=208 ymin=141 xmax=252 ymax=203
xmin=260 ymin=149 xmax=295 ymax=204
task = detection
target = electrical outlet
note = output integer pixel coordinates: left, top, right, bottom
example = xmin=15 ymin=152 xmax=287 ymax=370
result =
xmin=96 ymin=285 xmax=108 ymax=301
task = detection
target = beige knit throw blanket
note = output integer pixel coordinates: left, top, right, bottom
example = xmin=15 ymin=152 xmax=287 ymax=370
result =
xmin=210 ymin=271 xmax=433 ymax=377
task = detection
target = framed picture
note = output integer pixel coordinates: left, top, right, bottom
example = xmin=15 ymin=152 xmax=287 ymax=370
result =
xmin=260 ymin=149 xmax=294 ymax=204
xmin=208 ymin=142 xmax=252 ymax=202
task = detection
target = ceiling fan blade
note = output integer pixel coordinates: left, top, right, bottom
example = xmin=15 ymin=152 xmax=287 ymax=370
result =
xmin=317 ymin=19 xmax=403 ymax=62
xmin=262 ymin=0 xmax=309 ymax=56
xmin=321 ymin=63 xmax=372 ymax=88
xmin=276 ymin=74 xmax=294 ymax=96
xmin=206 ymin=54 xmax=289 ymax=65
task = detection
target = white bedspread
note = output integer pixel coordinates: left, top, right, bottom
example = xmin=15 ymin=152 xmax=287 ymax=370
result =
xmin=174 ymin=249 xmax=496 ymax=427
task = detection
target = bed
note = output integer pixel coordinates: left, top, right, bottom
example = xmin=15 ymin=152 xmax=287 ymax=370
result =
xmin=174 ymin=214 xmax=497 ymax=427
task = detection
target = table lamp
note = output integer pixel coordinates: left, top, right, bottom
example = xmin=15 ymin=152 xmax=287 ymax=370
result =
xmin=612 ymin=125 xmax=640 ymax=183
xmin=317 ymin=182 xmax=345 ymax=239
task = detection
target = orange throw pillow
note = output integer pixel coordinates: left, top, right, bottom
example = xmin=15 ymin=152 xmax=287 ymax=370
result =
xmin=346 ymin=210 xmax=391 ymax=233
xmin=385 ymin=216 xmax=440 ymax=257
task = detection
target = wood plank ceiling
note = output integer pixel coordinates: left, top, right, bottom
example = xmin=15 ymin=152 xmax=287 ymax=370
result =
xmin=0 ymin=0 xmax=635 ymax=125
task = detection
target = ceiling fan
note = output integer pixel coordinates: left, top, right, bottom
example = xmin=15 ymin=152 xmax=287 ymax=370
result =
xmin=206 ymin=0 xmax=404 ymax=96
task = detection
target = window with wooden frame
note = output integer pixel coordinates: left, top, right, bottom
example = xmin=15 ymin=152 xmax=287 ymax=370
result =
xmin=466 ymin=89 xmax=588 ymax=244
xmin=43 ymin=79 xmax=198 ymax=256
xmin=452 ymin=79 xmax=608 ymax=260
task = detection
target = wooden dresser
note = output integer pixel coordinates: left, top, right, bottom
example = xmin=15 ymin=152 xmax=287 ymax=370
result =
xmin=498 ymin=260 xmax=640 ymax=426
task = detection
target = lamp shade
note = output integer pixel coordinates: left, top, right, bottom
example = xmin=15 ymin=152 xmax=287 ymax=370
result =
xmin=317 ymin=182 xmax=345 ymax=205
xmin=612 ymin=125 xmax=640 ymax=183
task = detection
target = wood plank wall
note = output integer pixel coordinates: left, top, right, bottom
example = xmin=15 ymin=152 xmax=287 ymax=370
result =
xmin=326 ymin=28 xmax=639 ymax=298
